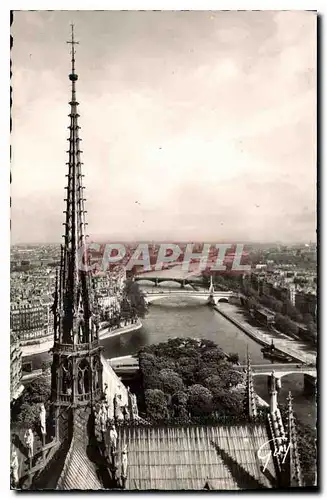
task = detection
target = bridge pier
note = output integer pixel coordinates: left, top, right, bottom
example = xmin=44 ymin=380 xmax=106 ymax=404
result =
xmin=207 ymin=294 xmax=217 ymax=306
xmin=303 ymin=374 xmax=316 ymax=397
xmin=154 ymin=279 xmax=158 ymax=287
xmin=181 ymin=280 xmax=185 ymax=289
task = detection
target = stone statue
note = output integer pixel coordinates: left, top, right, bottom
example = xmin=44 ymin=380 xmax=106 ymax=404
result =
xmin=62 ymin=361 xmax=72 ymax=395
xmin=129 ymin=392 xmax=138 ymax=419
xmin=117 ymin=405 xmax=124 ymax=423
xmin=121 ymin=444 xmax=128 ymax=489
xmin=94 ymin=365 xmax=99 ymax=391
xmin=114 ymin=393 xmax=124 ymax=423
xmin=78 ymin=370 xmax=84 ymax=394
xmin=123 ymin=405 xmax=130 ymax=422
xmin=103 ymin=382 xmax=109 ymax=401
xmin=113 ymin=394 xmax=119 ymax=420
xmin=11 ymin=448 xmax=19 ymax=488
xmin=39 ymin=404 xmax=46 ymax=446
xmin=109 ymin=424 xmax=118 ymax=452
xmin=24 ymin=429 xmax=34 ymax=468
xmin=98 ymin=402 xmax=108 ymax=436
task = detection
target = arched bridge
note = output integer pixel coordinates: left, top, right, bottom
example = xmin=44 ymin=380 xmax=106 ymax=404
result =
xmin=109 ymin=358 xmax=316 ymax=383
xmin=237 ymin=363 xmax=317 ymax=380
xmin=134 ymin=276 xmax=202 ymax=288
xmin=108 ymin=357 xmax=315 ymax=397
xmin=143 ymin=289 xmax=234 ymax=304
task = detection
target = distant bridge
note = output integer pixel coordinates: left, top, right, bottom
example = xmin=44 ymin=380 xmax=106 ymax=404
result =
xmin=109 ymin=357 xmax=316 ymax=382
xmin=143 ymin=289 xmax=234 ymax=304
xmin=237 ymin=363 xmax=317 ymax=380
xmin=134 ymin=275 xmax=202 ymax=288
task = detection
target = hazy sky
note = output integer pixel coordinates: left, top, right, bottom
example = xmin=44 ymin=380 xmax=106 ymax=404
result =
xmin=11 ymin=10 xmax=316 ymax=244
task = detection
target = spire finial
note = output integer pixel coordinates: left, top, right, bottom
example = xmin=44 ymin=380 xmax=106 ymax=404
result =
xmin=67 ymin=24 xmax=79 ymax=79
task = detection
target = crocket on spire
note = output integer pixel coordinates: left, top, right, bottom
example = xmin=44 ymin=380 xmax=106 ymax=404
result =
xmin=244 ymin=347 xmax=257 ymax=418
xmin=285 ymin=392 xmax=302 ymax=487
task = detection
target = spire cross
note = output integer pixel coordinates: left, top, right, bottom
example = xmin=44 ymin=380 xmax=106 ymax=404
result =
xmin=66 ymin=24 xmax=79 ymax=73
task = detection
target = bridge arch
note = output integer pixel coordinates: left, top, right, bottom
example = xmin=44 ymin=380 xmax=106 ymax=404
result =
xmin=281 ymin=371 xmax=316 ymax=381
xmin=135 ymin=278 xmax=157 ymax=286
xmin=145 ymin=293 xmax=209 ymax=305
xmin=144 ymin=290 xmax=232 ymax=305
xmin=252 ymin=370 xmax=316 ymax=398
xmin=278 ymin=371 xmax=316 ymax=398
xmin=251 ymin=370 xmax=316 ymax=381
xmin=156 ymin=278 xmax=186 ymax=287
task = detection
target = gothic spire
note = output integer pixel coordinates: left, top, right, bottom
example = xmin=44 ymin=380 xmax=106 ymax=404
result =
xmin=54 ymin=24 xmax=96 ymax=347
xmin=244 ymin=348 xmax=257 ymax=418
xmin=285 ymin=392 xmax=302 ymax=487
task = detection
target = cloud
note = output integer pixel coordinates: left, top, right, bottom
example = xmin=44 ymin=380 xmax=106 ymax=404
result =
xmin=11 ymin=11 xmax=316 ymax=244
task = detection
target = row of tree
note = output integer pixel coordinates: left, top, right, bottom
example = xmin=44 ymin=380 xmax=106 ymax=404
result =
xmin=100 ymin=280 xmax=148 ymax=328
xmin=124 ymin=280 xmax=148 ymax=318
xmin=202 ymin=271 xmax=241 ymax=292
xmin=242 ymin=283 xmax=316 ymax=344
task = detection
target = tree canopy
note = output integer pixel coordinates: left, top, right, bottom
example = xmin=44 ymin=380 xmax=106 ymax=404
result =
xmin=139 ymin=338 xmax=247 ymax=423
xmin=124 ymin=280 xmax=148 ymax=318
xmin=144 ymin=389 xmax=169 ymax=423
xmin=11 ymin=376 xmax=51 ymax=432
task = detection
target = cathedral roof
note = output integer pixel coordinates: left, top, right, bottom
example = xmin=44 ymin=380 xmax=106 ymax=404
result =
xmin=56 ymin=436 xmax=103 ymax=490
xmin=117 ymin=424 xmax=277 ymax=490
xmin=32 ymin=406 xmax=107 ymax=491
xmin=55 ymin=406 xmax=105 ymax=490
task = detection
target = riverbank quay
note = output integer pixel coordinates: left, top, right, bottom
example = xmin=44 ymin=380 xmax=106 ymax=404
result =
xmin=99 ymin=319 xmax=142 ymax=340
xmin=21 ymin=320 xmax=142 ymax=357
xmin=108 ymin=355 xmax=139 ymax=377
xmin=215 ymin=304 xmax=316 ymax=365
xmin=21 ymin=337 xmax=53 ymax=357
